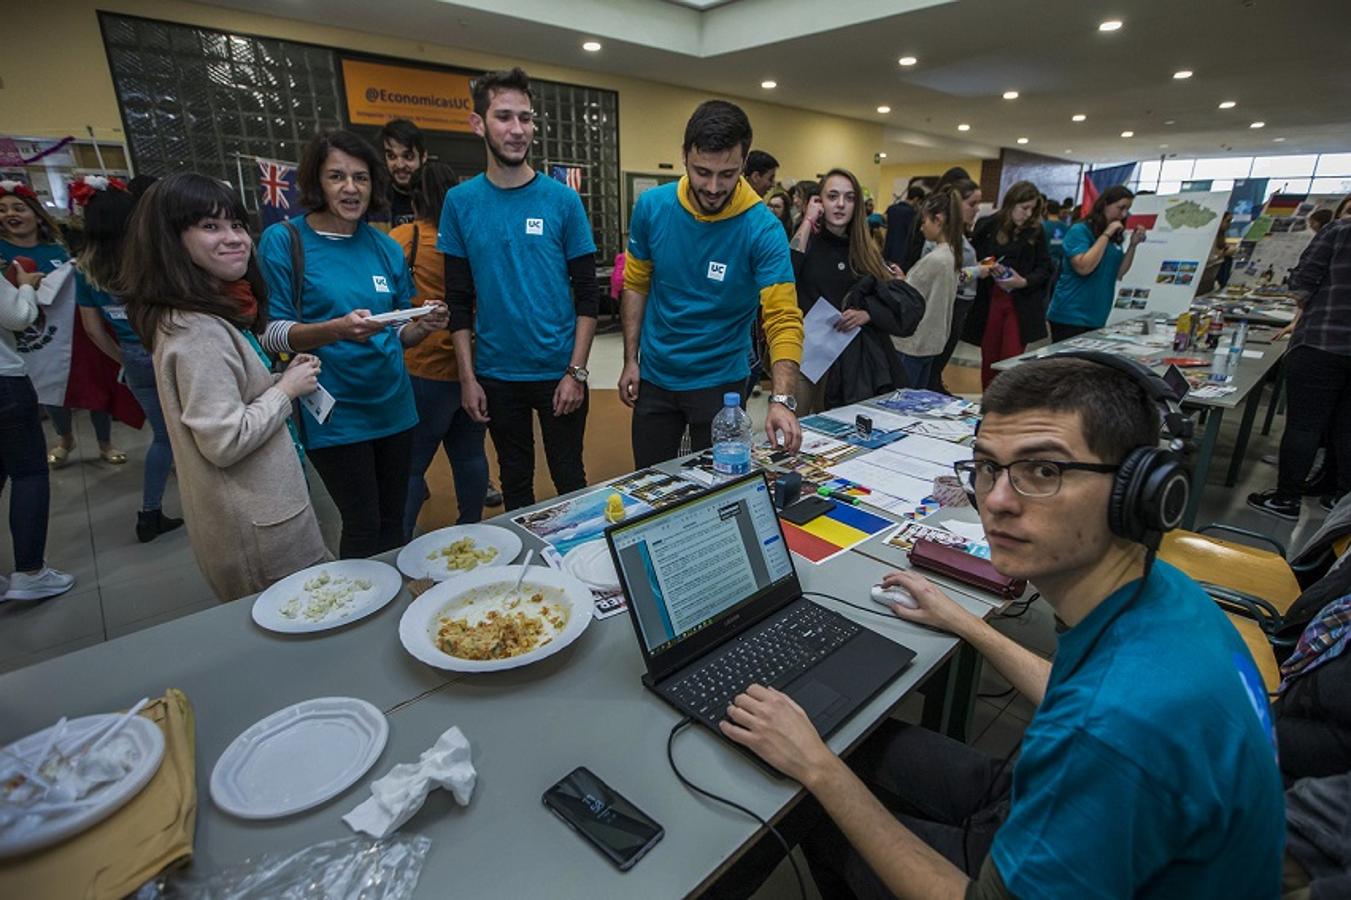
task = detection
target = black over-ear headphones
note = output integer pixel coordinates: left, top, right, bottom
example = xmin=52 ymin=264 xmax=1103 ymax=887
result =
xmin=973 ymin=350 xmax=1196 ymax=551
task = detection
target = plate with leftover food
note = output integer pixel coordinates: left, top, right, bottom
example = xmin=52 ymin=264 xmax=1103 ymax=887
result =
xmin=0 ymin=712 xmax=165 ymax=858
xmin=251 ymin=560 xmax=403 ymax=634
xmin=210 ymin=697 xmax=387 ymax=819
xmin=397 ymin=524 xmax=523 ymax=581
xmin=398 ymin=564 xmax=593 ymax=672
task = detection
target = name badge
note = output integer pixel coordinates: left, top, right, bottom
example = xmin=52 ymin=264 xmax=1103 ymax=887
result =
xmin=299 ymin=382 xmax=337 ymax=425
xmin=105 ymin=305 xmax=129 ymax=320
xmin=372 ymin=275 xmax=390 ymax=293
xmin=707 ymin=261 xmax=727 ymax=282
xmin=525 ymin=218 xmax=544 ymax=236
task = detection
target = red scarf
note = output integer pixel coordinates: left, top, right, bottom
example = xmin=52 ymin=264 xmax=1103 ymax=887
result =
xmin=223 ymin=279 xmax=259 ymax=319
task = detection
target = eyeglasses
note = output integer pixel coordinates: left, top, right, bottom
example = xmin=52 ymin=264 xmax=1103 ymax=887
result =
xmin=953 ymin=458 xmax=1119 ymax=499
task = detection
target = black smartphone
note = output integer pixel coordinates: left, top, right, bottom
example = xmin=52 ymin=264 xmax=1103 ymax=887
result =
xmin=542 ymin=767 xmax=664 ymax=871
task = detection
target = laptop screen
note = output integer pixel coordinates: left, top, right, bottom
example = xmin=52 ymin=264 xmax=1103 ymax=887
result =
xmin=608 ymin=475 xmax=795 ymax=657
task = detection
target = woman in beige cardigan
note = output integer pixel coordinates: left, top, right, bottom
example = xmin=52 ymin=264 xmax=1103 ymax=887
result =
xmin=120 ymin=173 xmax=330 ymax=600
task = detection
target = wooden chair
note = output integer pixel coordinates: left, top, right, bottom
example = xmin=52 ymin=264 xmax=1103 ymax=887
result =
xmin=1160 ymin=524 xmax=1300 ymax=614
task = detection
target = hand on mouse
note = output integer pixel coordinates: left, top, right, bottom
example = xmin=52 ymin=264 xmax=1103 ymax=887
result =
xmin=879 ymin=569 xmax=973 ymax=635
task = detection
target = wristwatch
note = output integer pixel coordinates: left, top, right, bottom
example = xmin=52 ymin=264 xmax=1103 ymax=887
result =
xmin=567 ymin=365 xmax=589 ymax=383
xmin=769 ymin=393 xmax=798 ymax=412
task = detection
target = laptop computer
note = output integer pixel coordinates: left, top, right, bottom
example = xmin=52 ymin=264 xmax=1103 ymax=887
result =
xmin=605 ymin=472 xmax=915 ymax=758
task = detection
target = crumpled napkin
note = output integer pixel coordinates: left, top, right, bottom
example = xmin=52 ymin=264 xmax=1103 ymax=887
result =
xmin=342 ymin=726 xmax=476 ymax=838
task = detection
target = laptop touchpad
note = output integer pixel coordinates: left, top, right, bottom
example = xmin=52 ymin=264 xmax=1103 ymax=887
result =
xmin=791 ymin=679 xmax=849 ymax=724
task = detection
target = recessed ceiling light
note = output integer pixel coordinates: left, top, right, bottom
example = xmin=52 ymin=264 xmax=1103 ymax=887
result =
xmin=1016 ymin=137 xmax=1029 ymax=144
xmin=1003 ymin=91 xmax=1019 ymax=100
xmin=1071 ymin=114 xmax=1086 ymax=122
xmin=1173 ymin=70 xmax=1193 ymax=79
xmin=1164 ymin=120 xmax=1176 ymax=125
xmin=876 ymin=105 xmax=891 ymax=114
xmin=898 ymin=56 xmax=918 ymax=67
xmin=761 ymin=80 xmax=777 ymax=89
xmin=581 ymin=40 xmax=602 ymax=52
xmin=957 ymin=123 xmax=971 ymax=132
xmin=1065 ymin=149 xmax=1073 ymax=154
xmin=1218 ymin=100 xmax=1236 ymax=109
xmin=1250 ymin=121 xmax=1265 ymax=128
xmin=878 ymin=152 xmax=888 ymax=159
xmin=1099 ymin=19 xmax=1123 ymax=32
xmin=1121 ymin=130 xmax=1135 ymax=138
xmin=1273 ymin=137 xmax=1287 ymax=142
xmin=1159 ymin=144 xmax=1169 ymax=149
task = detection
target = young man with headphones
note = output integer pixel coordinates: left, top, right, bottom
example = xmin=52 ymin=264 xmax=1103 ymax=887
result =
xmin=720 ymin=354 xmax=1284 ymax=898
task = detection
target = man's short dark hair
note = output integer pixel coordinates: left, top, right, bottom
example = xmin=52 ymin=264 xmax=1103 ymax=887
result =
xmin=745 ymin=149 xmax=779 ymax=177
xmin=983 ymin=358 xmax=1160 ymax=465
xmin=297 ymin=129 xmax=389 ymax=214
xmin=378 ymin=118 xmax=424 ymax=156
xmin=472 ymin=67 xmax=533 ymax=119
xmin=683 ymin=100 xmax=753 ymax=158
xmin=905 ymin=185 xmax=927 ymax=203
xmin=1046 ymin=199 xmax=1062 ymax=215
xmin=1061 ymin=196 xmax=1074 ymax=208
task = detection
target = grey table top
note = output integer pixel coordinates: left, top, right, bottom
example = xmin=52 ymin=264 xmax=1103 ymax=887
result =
xmin=0 ymin=478 xmax=998 ymax=898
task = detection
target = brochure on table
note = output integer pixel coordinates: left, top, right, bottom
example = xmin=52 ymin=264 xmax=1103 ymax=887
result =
xmin=1109 ymin=190 xmax=1231 ymax=325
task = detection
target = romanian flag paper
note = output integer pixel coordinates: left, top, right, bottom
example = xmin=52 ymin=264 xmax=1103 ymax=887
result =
xmin=780 ymin=502 xmax=892 ymax=564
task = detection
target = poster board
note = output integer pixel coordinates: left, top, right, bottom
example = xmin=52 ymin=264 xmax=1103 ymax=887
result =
xmin=1109 ymin=190 xmax=1231 ymax=323
xmin=1228 ymin=193 xmax=1341 ymax=286
xmin=624 ymin=171 xmax=679 ymax=230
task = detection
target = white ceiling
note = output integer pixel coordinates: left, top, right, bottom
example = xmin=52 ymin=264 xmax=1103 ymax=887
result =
xmin=196 ymin=0 xmax=1351 ymax=165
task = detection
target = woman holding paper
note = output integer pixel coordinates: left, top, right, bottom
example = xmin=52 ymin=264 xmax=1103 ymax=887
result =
xmin=1046 ymin=185 xmax=1146 ymax=342
xmin=120 ymin=173 xmax=330 ymax=600
xmin=790 ymin=169 xmax=922 ymax=412
xmin=963 ymin=181 xmax=1052 ymax=387
xmin=255 ymin=130 xmax=447 ymax=559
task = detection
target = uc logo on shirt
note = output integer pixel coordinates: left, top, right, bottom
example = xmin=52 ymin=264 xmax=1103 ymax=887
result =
xmin=707 ymin=261 xmax=728 ymax=282
xmin=525 ymin=218 xmax=544 ymax=236
xmin=372 ymin=275 xmax=390 ymax=293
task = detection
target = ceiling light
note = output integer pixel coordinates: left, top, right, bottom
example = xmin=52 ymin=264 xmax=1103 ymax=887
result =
xmin=581 ymin=40 xmax=602 ymax=52
xmin=1218 ymin=100 xmax=1236 ymax=109
xmin=957 ymin=123 xmax=970 ymax=132
xmin=1159 ymin=144 xmax=1169 ymax=148
xmin=1071 ymin=114 xmax=1086 ymax=122
xmin=877 ymin=152 xmax=888 ymax=159
xmin=1016 ymin=137 xmax=1029 ymax=144
xmin=1273 ymin=137 xmax=1287 ymax=142
xmin=1003 ymin=91 xmax=1019 ymax=100
xmin=1250 ymin=121 xmax=1265 ymax=128
xmin=1173 ymin=70 xmax=1193 ymax=79
xmin=761 ymin=80 xmax=777 ymax=89
xmin=876 ymin=105 xmax=891 ymax=114
xmin=898 ymin=56 xmax=918 ymax=67
xmin=1164 ymin=120 xmax=1176 ymax=125
xmin=1099 ymin=19 xmax=1123 ymax=32
xmin=1065 ymin=149 xmax=1073 ymax=154
xmin=1121 ymin=130 xmax=1135 ymax=138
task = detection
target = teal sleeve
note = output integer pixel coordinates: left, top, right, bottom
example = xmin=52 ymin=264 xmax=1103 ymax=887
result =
xmin=627 ymin=192 xmax=652 ymax=261
xmin=436 ymin=193 xmax=465 ymax=257
xmin=1062 ymin=223 xmax=1094 ymax=259
xmin=991 ymin=728 xmax=1180 ymax=899
xmin=564 ymin=189 xmax=597 ymax=259
xmin=74 ymin=272 xmax=98 ymax=308
xmin=256 ymin=224 xmax=297 ymax=322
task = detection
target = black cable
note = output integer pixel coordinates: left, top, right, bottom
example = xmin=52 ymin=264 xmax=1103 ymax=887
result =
xmin=800 ymin=590 xmax=899 ymax=620
xmin=976 ymin=686 xmax=1015 ymax=700
xmin=666 ymin=718 xmax=807 ymax=900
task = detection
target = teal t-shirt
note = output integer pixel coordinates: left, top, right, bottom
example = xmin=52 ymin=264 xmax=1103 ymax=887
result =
xmin=1046 ymin=222 xmax=1123 ymax=328
xmin=0 ymin=239 xmax=68 ymax=273
xmin=74 ymin=271 xmax=138 ymax=345
xmin=436 ymin=173 xmax=596 ymax=381
xmin=628 ymin=183 xmax=794 ymax=391
xmin=1042 ymin=219 xmax=1070 ymax=264
xmin=990 ymin=560 xmax=1284 ymax=898
xmin=257 ymin=217 xmax=417 ymax=449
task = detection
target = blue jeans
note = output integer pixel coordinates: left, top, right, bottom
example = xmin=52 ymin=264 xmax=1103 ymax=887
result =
xmin=403 ymin=376 xmax=489 ymax=539
xmin=45 ymin=406 xmax=111 ymax=444
xmin=899 ymin=353 xmax=939 ymax=391
xmin=1 ymin=376 xmax=50 ymax=572
xmin=120 ymin=341 xmax=174 ymax=512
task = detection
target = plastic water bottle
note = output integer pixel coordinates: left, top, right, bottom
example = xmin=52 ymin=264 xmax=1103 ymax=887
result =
xmin=711 ymin=392 xmax=752 ymax=478
xmin=1233 ymin=318 xmax=1249 ymax=352
xmin=1209 ymin=335 xmax=1233 ymax=383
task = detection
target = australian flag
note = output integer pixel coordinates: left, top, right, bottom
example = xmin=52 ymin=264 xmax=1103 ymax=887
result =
xmin=550 ymin=164 xmax=583 ymax=192
xmin=257 ymin=158 xmax=300 ymax=227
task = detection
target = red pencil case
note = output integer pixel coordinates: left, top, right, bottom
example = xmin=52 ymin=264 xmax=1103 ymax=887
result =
xmin=908 ymin=538 xmax=1027 ymax=601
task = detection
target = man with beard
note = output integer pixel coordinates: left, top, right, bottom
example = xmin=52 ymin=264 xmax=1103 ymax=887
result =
xmin=438 ymin=68 xmax=600 ymax=511
xmin=373 ymin=118 xmax=425 ymax=230
xmin=619 ymin=100 xmax=804 ymax=466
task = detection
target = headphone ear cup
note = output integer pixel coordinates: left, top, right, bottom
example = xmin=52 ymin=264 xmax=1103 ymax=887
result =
xmin=1141 ymin=454 xmax=1191 ymax=534
xmin=1109 ymin=447 xmax=1153 ymax=542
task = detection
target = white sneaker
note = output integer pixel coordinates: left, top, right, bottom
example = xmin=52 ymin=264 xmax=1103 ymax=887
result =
xmin=3 ymin=568 xmax=76 ymax=602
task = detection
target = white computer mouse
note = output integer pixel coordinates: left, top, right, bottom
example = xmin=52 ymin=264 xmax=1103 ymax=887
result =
xmin=871 ymin=584 xmax=918 ymax=610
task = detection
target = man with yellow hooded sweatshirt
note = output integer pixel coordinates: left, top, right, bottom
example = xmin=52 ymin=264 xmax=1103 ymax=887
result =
xmin=619 ymin=100 xmax=804 ymax=468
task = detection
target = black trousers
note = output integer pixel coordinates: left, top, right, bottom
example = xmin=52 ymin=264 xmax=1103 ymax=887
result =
xmin=631 ymin=378 xmax=745 ymax=470
xmin=479 ymin=377 xmax=588 ymax=512
xmin=1048 ymin=320 xmax=1097 ymax=344
xmin=307 ymin=428 xmax=413 ymax=560
xmin=1277 ymin=346 xmax=1351 ymax=498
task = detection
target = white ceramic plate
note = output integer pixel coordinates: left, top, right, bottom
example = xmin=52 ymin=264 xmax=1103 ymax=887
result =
xmin=252 ymin=560 xmax=403 ymax=634
xmin=562 ymin=540 xmax=620 ymax=593
xmin=399 ymin=565 xmax=593 ymax=672
xmin=397 ymin=524 xmax=523 ymax=581
xmin=210 ymin=697 xmax=387 ymax=820
xmin=0 ymin=714 xmax=165 ymax=858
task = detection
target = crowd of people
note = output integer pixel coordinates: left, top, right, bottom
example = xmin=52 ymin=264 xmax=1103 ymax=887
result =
xmin=7 ymin=60 xmax=1351 ymax=897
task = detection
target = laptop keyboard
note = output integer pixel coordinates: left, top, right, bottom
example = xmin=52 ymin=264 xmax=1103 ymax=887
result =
xmin=666 ymin=602 xmax=862 ymax=723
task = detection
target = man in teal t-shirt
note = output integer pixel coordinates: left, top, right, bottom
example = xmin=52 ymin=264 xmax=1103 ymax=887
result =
xmin=717 ymin=356 xmax=1284 ymax=899
xmin=439 ymin=67 xmax=600 ymax=512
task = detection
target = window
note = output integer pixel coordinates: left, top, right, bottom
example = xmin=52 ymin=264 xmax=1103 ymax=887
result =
xmin=1311 ymin=177 xmax=1351 ymax=194
xmin=531 ymin=82 xmax=622 ymax=259
xmin=1191 ymin=157 xmax=1251 ymax=179
xmin=1267 ymin=178 xmax=1312 ymax=195
xmin=1315 ymin=153 xmax=1351 ymax=176
xmin=1156 ymin=180 xmax=1183 ymax=195
xmin=1160 ymin=159 xmax=1194 ymax=181
xmin=1211 ymin=179 xmax=1235 ymax=192
xmin=1138 ymin=160 xmax=1162 ymax=186
xmin=1250 ymin=154 xmax=1318 ymax=178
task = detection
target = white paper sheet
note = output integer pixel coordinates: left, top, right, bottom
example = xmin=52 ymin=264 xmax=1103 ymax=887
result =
xmin=800 ymin=297 xmax=860 ymax=383
xmin=829 ymin=457 xmax=935 ymax=505
xmin=880 ymin=433 xmax=974 ymax=467
xmin=819 ymin=403 xmax=922 ymax=433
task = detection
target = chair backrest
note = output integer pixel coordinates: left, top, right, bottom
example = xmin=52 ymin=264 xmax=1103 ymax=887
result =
xmin=1160 ymin=530 xmax=1302 ymax=615
xmin=1226 ymin=613 xmax=1280 ymax=693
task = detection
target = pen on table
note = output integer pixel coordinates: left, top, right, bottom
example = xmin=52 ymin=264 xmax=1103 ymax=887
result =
xmin=817 ymin=486 xmax=860 ymax=505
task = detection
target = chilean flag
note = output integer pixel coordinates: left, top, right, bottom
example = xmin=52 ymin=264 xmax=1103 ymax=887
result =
xmin=1079 ymin=173 xmax=1098 ymax=219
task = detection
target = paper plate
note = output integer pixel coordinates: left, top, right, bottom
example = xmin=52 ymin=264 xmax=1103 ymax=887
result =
xmin=396 ymin=524 xmax=523 ymax=581
xmin=561 ymin=540 xmax=620 ymax=593
xmin=252 ymin=560 xmax=403 ymax=634
xmin=399 ymin=565 xmax=593 ymax=673
xmin=0 ymin=713 xmax=165 ymax=858
xmin=210 ymin=697 xmax=387 ymax=820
